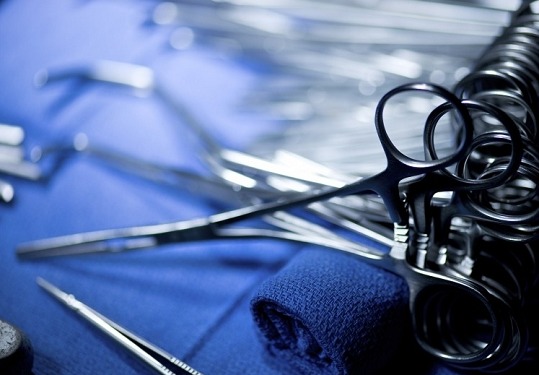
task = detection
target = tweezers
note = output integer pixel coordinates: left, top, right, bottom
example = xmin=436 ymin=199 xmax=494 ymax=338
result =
xmin=36 ymin=277 xmax=204 ymax=375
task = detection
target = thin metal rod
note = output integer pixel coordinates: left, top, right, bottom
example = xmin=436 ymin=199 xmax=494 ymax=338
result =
xmin=36 ymin=277 xmax=203 ymax=375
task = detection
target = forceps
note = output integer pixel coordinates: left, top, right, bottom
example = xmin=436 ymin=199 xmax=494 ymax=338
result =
xmin=18 ymin=82 xmax=525 ymax=371
xmin=17 ymin=82 xmax=473 ymax=258
xmin=37 ymin=277 xmax=204 ymax=375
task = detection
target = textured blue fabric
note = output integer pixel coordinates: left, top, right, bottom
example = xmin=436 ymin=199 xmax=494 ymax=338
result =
xmin=251 ymin=248 xmax=411 ymax=374
xmin=250 ymin=248 xmax=473 ymax=375
xmin=0 ymin=1 xmax=470 ymax=374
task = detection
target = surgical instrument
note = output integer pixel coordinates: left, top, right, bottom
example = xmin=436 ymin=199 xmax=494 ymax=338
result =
xmin=19 ymin=1 xmax=539 ymax=371
xmin=15 ymin=81 xmax=524 ymax=260
xmin=17 ymin=80 xmax=530 ymax=371
xmin=33 ymin=59 xmax=396 ymax=238
xmin=33 ymin=60 xmax=343 ymax=190
xmin=150 ymin=0 xmax=505 ymax=49
xmin=29 ymin=132 xmax=282 ymax=207
xmin=36 ymin=277 xmax=204 ymax=375
xmin=33 ymin=66 xmax=340 ymax=196
xmin=16 ymin=85 xmax=475 ymax=256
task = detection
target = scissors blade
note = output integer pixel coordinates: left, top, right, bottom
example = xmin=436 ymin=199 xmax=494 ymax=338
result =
xmin=36 ymin=277 xmax=204 ymax=375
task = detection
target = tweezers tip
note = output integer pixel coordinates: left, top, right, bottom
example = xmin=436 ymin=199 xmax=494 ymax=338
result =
xmin=35 ymin=276 xmax=47 ymax=286
xmin=35 ymin=277 xmax=65 ymax=299
xmin=35 ymin=277 xmax=55 ymax=292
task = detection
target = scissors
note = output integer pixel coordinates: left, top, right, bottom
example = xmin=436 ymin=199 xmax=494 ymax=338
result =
xmin=36 ymin=277 xmax=204 ymax=375
xmin=16 ymin=82 xmax=527 ymax=371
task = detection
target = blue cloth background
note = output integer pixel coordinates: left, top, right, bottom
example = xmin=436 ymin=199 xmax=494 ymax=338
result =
xmin=0 ymin=1 xmax=470 ymax=374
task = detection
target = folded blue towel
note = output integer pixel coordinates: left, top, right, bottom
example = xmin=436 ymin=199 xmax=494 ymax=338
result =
xmin=250 ymin=247 xmax=413 ymax=374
